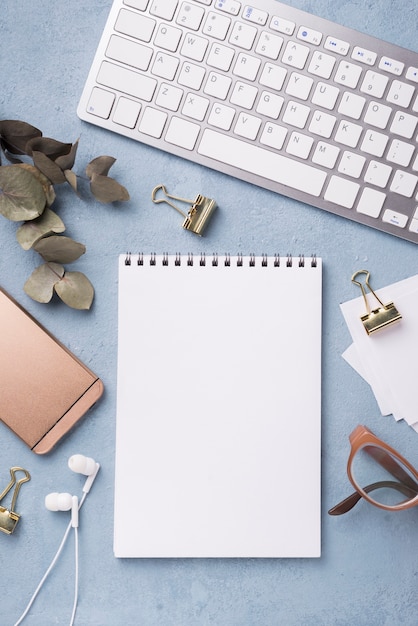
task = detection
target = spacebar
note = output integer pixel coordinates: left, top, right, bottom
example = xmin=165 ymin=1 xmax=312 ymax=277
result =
xmin=198 ymin=129 xmax=327 ymax=197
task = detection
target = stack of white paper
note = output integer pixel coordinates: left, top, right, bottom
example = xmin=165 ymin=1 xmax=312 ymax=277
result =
xmin=340 ymin=273 xmax=418 ymax=433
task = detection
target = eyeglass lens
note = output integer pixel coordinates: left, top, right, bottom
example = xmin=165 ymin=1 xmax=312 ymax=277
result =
xmin=351 ymin=444 xmax=418 ymax=507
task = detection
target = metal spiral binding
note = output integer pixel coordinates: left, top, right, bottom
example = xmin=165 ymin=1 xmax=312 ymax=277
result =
xmin=124 ymin=254 xmax=318 ymax=267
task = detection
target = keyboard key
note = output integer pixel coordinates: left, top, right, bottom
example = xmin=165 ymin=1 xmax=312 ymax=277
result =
xmin=204 ymin=71 xmax=232 ymax=99
xmin=180 ymin=33 xmax=209 ymax=61
xmin=113 ymin=97 xmax=141 ymax=127
xmin=334 ymin=60 xmax=362 ymax=89
xmin=230 ymin=81 xmax=258 ymax=109
xmin=390 ymin=111 xmax=417 ymax=138
xmin=207 ymin=43 xmax=235 ymax=71
xmin=270 ymin=15 xmax=295 ymax=36
xmin=324 ymin=176 xmax=360 ymax=208
xmin=337 ymin=92 xmax=365 ymax=119
xmin=256 ymin=91 xmax=284 ymax=119
xmin=308 ymin=111 xmax=336 ymax=138
xmin=386 ymin=139 xmax=415 ymax=167
xmin=324 ymin=36 xmax=349 ymax=56
xmin=234 ymin=112 xmax=262 ymax=140
xmin=154 ymin=23 xmax=182 ymax=52
xmin=233 ymin=53 xmax=261 ymax=81
xmin=282 ymin=100 xmax=310 ymax=129
xmin=156 ymin=83 xmax=184 ymax=111
xmin=379 ymin=56 xmax=404 ymax=76
xmin=176 ymin=3 xmax=205 ymax=30
xmin=390 ymin=170 xmax=418 ymax=196
xmin=259 ymin=63 xmax=287 ymax=91
xmin=243 ymin=6 xmax=268 ymax=26
xmin=87 ymin=87 xmax=115 ymax=118
xmin=297 ymin=26 xmax=322 ymax=46
xmin=311 ymin=82 xmax=339 ymax=110
xmin=285 ymin=72 xmax=313 ymax=100
xmin=115 ymin=9 xmax=155 ymax=42
xmin=406 ymin=66 xmax=418 ymax=83
xmin=214 ymin=0 xmax=240 ymax=16
xmin=178 ymin=61 xmax=206 ymax=89
xmin=286 ymin=131 xmax=314 ymax=159
xmin=352 ymin=46 xmax=377 ymax=65
xmin=382 ymin=208 xmax=408 ymax=228
xmin=282 ymin=41 xmax=310 ymax=69
xmin=363 ymin=101 xmax=392 ymax=129
xmin=124 ymin=0 xmax=150 ymax=10
xmin=338 ymin=151 xmax=366 ymax=178
xmin=182 ymin=93 xmax=210 ymax=121
xmin=165 ymin=116 xmax=200 ymax=149
xmin=386 ymin=80 xmax=415 ymax=108
xmin=207 ymin=103 xmax=235 ymax=130
xmin=151 ymin=52 xmax=179 ymax=80
xmin=106 ymin=35 xmax=153 ymax=71
xmin=260 ymin=122 xmax=287 ymax=150
xmin=360 ymin=70 xmax=388 ymax=98
xmin=149 ymin=0 xmax=177 ymax=20
xmin=97 ymin=61 xmax=157 ymax=101
xmin=255 ymin=32 xmax=283 ymax=60
xmin=229 ymin=21 xmax=257 ymax=50
xmin=312 ymin=142 xmax=340 ymax=169
xmin=198 ymin=129 xmax=327 ymax=195
xmin=308 ymin=51 xmax=336 ymax=79
xmin=364 ymin=160 xmax=392 ymax=188
xmin=203 ymin=12 xmax=231 ymax=40
xmin=360 ymin=129 xmax=389 ymax=157
xmin=335 ymin=120 xmax=362 ymax=148
xmin=356 ymin=188 xmax=386 ymax=218
xmin=138 ymin=106 xmax=167 ymax=137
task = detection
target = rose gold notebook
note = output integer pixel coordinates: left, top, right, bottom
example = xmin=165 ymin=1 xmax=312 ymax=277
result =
xmin=0 ymin=288 xmax=103 ymax=454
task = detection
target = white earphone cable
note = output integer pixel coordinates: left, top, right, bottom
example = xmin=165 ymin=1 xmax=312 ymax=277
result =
xmin=14 ymin=492 xmax=87 ymax=626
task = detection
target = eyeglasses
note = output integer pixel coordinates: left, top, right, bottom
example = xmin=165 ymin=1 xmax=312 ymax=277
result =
xmin=328 ymin=425 xmax=418 ymax=515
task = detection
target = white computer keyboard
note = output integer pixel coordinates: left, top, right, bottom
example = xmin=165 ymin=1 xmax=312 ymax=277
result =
xmin=77 ymin=0 xmax=418 ymax=244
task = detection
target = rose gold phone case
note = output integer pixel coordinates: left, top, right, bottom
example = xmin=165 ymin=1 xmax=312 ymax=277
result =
xmin=0 ymin=287 xmax=104 ymax=454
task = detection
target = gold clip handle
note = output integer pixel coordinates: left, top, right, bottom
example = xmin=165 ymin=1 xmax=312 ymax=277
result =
xmin=0 ymin=467 xmax=31 ymax=513
xmin=151 ymin=184 xmax=191 ymax=218
xmin=351 ymin=270 xmax=385 ymax=315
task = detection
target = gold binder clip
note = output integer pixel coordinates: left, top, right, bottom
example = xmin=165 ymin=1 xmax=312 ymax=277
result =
xmin=351 ymin=270 xmax=402 ymax=335
xmin=151 ymin=184 xmax=217 ymax=236
xmin=0 ymin=467 xmax=31 ymax=534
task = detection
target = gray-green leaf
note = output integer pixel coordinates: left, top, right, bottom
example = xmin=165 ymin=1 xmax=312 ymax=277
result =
xmin=34 ymin=235 xmax=86 ymax=263
xmin=16 ymin=208 xmax=65 ymax=250
xmin=24 ymin=262 xmax=65 ymax=303
xmin=86 ymin=155 xmax=116 ymax=178
xmin=54 ymin=271 xmax=94 ymax=309
xmin=90 ymin=173 xmax=130 ymax=203
xmin=0 ymin=165 xmax=46 ymax=221
xmin=32 ymin=151 xmax=67 ymax=184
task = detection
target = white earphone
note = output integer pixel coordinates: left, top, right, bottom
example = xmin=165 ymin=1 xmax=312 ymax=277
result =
xmin=15 ymin=454 xmax=100 ymax=626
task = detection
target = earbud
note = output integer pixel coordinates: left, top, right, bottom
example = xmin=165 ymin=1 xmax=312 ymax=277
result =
xmin=68 ymin=454 xmax=100 ymax=493
xmin=45 ymin=492 xmax=79 ymax=527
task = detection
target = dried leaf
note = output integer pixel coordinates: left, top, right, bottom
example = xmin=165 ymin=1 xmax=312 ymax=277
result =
xmin=16 ymin=208 xmax=65 ymax=250
xmin=34 ymin=235 xmax=86 ymax=263
xmin=64 ymin=169 xmax=78 ymax=193
xmin=0 ymin=165 xmax=46 ymax=221
xmin=26 ymin=136 xmax=72 ymax=160
xmin=86 ymin=155 xmax=116 ymax=178
xmin=15 ymin=163 xmax=56 ymax=206
xmin=24 ymin=262 xmax=65 ymax=303
xmin=90 ymin=173 xmax=130 ymax=203
xmin=55 ymin=139 xmax=79 ymax=171
xmin=0 ymin=120 xmax=42 ymax=155
xmin=32 ymin=151 xmax=67 ymax=184
xmin=54 ymin=271 xmax=94 ymax=310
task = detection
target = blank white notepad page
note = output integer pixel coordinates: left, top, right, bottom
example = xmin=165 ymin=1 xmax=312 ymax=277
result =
xmin=115 ymin=254 xmax=322 ymax=558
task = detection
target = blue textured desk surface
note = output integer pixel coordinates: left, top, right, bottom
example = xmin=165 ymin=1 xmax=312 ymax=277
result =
xmin=1 ymin=1 xmax=418 ymax=624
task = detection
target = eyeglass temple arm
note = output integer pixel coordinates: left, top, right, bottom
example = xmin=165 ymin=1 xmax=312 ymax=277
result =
xmin=328 ymin=480 xmax=418 ymax=516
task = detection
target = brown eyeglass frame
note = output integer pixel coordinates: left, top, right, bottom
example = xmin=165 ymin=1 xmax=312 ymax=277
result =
xmin=329 ymin=425 xmax=418 ymax=515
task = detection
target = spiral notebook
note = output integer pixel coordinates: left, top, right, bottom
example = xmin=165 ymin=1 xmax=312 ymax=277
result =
xmin=115 ymin=253 xmax=322 ymax=558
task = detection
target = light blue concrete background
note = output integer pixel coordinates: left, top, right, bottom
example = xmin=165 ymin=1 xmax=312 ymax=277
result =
xmin=1 ymin=1 xmax=418 ymax=624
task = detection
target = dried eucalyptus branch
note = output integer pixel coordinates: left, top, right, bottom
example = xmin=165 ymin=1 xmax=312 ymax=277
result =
xmin=0 ymin=119 xmax=130 ymax=309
